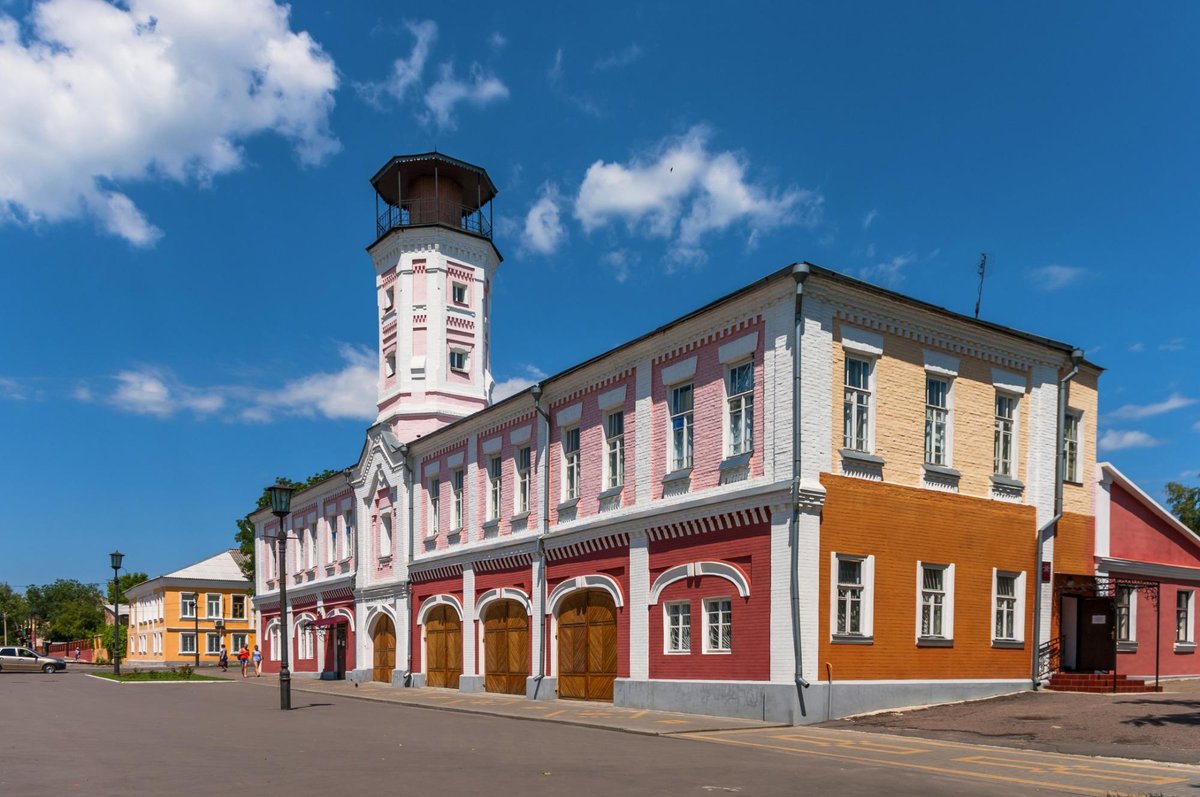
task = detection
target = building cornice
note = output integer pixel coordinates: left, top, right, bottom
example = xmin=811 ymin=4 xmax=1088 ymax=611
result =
xmin=1098 ymin=557 xmax=1200 ymax=583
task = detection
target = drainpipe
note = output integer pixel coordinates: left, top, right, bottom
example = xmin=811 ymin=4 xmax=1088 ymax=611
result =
xmin=1031 ymin=348 xmax=1084 ymax=689
xmin=399 ymin=442 xmax=414 ymax=686
xmin=790 ymin=263 xmax=811 ymax=717
xmin=529 ymin=384 xmax=551 ymax=698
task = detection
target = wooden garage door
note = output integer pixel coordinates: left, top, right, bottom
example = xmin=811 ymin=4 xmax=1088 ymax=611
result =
xmin=372 ymin=615 xmax=395 ymax=684
xmin=557 ymin=589 xmax=617 ymax=702
xmin=484 ymin=600 xmax=529 ymax=695
xmin=425 ymin=605 xmax=462 ymax=689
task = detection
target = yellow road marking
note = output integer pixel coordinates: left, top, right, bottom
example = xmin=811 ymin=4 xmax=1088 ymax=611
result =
xmin=769 ymin=733 xmax=928 ymax=755
xmin=953 ymin=756 xmax=1187 ymax=787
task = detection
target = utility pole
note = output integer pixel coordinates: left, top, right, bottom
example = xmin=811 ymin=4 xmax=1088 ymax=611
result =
xmin=974 ymin=253 xmax=988 ymax=319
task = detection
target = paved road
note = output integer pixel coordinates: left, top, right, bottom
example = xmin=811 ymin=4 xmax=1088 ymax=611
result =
xmin=3 ymin=670 xmax=1198 ymax=797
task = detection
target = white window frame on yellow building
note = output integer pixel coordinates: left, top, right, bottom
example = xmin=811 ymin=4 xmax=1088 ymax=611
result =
xmin=990 ymin=569 xmax=1026 ymax=646
xmin=830 ymin=553 xmax=875 ymax=642
xmin=916 ymin=561 xmax=955 ymax=645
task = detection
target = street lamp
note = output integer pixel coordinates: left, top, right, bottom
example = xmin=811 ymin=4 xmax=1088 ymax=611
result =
xmin=110 ymin=550 xmax=124 ymax=677
xmin=267 ymin=482 xmax=294 ymax=711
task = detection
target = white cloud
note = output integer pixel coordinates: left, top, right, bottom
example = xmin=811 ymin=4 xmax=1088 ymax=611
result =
xmin=575 ymin=126 xmax=820 ymax=261
xmin=0 ymin=0 xmax=339 ymax=245
xmin=1106 ymin=393 xmax=1197 ymax=420
xmin=1159 ymin=338 xmax=1186 ymax=352
xmin=248 ymin=344 xmax=376 ymax=421
xmin=602 ymin=250 xmax=636 ymax=283
xmin=548 ymin=47 xmax=565 ymax=86
xmin=546 ymin=47 xmax=600 ymax=117
xmin=422 ymin=62 xmax=509 ymax=130
xmin=593 ymin=43 xmax=642 ymax=71
xmin=110 ymin=368 xmax=225 ymax=418
xmin=0 ymin=377 xmax=30 ymax=400
xmin=521 ymin=183 xmax=567 ymax=256
xmin=857 ymin=253 xmax=916 ymax=288
xmin=862 ymin=209 xmax=878 ymax=230
xmin=1028 ymin=264 xmax=1085 ymax=291
xmin=1099 ymin=429 xmax=1162 ymax=452
xmin=489 ymin=32 xmax=507 ymax=51
xmin=356 ymin=19 xmax=437 ymax=107
xmin=1128 ymin=342 xmax=1146 ymax=353
xmin=492 ymin=365 xmax=546 ymax=402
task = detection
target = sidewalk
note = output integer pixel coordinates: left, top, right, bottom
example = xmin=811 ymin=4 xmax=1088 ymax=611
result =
xmin=236 ymin=674 xmax=787 ymax=736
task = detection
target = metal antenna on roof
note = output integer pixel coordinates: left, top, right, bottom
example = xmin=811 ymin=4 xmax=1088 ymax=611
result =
xmin=974 ymin=253 xmax=988 ymax=319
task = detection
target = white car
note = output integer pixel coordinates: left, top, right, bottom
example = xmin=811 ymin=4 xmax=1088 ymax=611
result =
xmin=0 ymin=646 xmax=67 ymax=673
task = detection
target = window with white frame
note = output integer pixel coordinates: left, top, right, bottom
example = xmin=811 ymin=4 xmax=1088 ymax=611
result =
xmin=1064 ymin=412 xmax=1081 ymax=483
xmin=925 ymin=377 xmax=949 ymax=466
xmin=231 ymin=595 xmax=247 ymax=620
xmin=269 ymin=625 xmax=281 ymax=661
xmin=726 ymin=362 xmax=754 ymax=456
xmin=563 ymin=427 xmax=580 ymax=500
xmin=268 ymin=541 xmax=277 ymax=579
xmin=449 ymin=349 xmax=468 ymax=373
xmin=843 ymin=357 xmax=872 ymax=452
xmin=385 ymin=352 xmax=396 ymax=377
xmin=488 ymin=456 xmax=502 ymax=520
xmin=669 ymin=383 xmax=694 ymax=471
xmin=180 ymin=593 xmax=197 ymax=619
xmin=451 ymin=282 xmax=467 ymax=305
xmin=231 ymin=633 xmax=247 ymax=651
xmin=994 ymin=394 xmax=1017 ymax=476
xmin=383 ymin=285 xmax=394 ymax=310
xmin=428 ymin=479 xmax=440 ymax=536
xmin=327 ymin=514 xmax=338 ymax=563
xmin=206 ymin=633 xmax=221 ymax=655
xmin=299 ymin=624 xmax=315 ymax=659
xmin=516 ymin=447 xmax=530 ymax=514
xmin=451 ymin=469 xmax=464 ymax=529
xmin=835 ymin=558 xmax=866 ymax=636
xmin=180 ymin=632 xmax=197 ymax=655
xmin=605 ymin=411 xmax=625 ymax=489
xmin=918 ymin=563 xmax=955 ymax=641
xmin=380 ymin=509 xmax=393 ymax=557
xmin=665 ymin=602 xmax=691 ymax=653
xmin=1116 ymin=587 xmax=1135 ymax=642
xmin=993 ymin=573 xmax=1018 ymax=641
xmin=206 ymin=593 xmax=221 ymax=618
xmin=704 ymin=598 xmax=732 ymax=653
xmin=343 ymin=509 xmax=354 ymax=558
xmin=1177 ymin=591 xmax=1195 ymax=644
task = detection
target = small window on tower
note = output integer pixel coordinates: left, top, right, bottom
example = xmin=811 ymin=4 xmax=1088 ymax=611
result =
xmin=452 ymin=282 xmax=468 ymax=305
xmin=385 ymin=352 xmax=396 ymax=376
xmin=383 ymin=286 xmax=395 ymax=311
xmin=449 ymin=349 xmax=468 ymax=373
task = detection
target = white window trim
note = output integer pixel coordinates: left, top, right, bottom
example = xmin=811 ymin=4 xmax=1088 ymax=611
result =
xmin=269 ymin=625 xmax=281 ymax=662
xmin=604 ymin=410 xmax=625 ymax=490
xmin=451 ymin=469 xmax=464 ymax=531
xmin=1064 ymin=410 xmax=1083 ymax=484
xmin=829 ymin=553 xmax=874 ymax=640
xmin=326 ymin=513 xmax=338 ymax=564
xmin=179 ymin=632 xmax=197 ymax=655
xmin=515 ymin=447 xmax=531 ymax=515
xmin=924 ymin=373 xmax=954 ymax=467
xmin=663 ymin=600 xmax=691 ymax=654
xmin=206 ymin=593 xmax=222 ymax=619
xmin=724 ymin=360 xmax=754 ymax=458
xmin=668 ymin=382 xmax=695 ymax=472
xmin=487 ymin=456 xmax=502 ymax=521
xmin=231 ymin=594 xmax=247 ymax=621
xmin=842 ymin=353 xmax=877 ymax=454
xmin=449 ymin=348 xmax=469 ymax=373
xmin=990 ymin=569 xmax=1026 ymax=644
xmin=451 ymin=281 xmax=468 ymax=305
xmin=1116 ymin=585 xmax=1138 ymax=646
xmin=993 ymin=391 xmax=1022 ymax=479
xmin=384 ymin=352 xmax=396 ymax=377
xmin=562 ymin=427 xmax=580 ymax=501
xmin=379 ymin=510 xmax=393 ymax=557
xmin=205 ymin=633 xmax=222 ymax=655
xmin=702 ymin=597 xmax=733 ymax=654
xmin=180 ymin=593 xmax=197 ymax=620
xmin=915 ymin=561 xmax=955 ymax=643
xmin=427 ymin=479 xmax=440 ymax=538
xmin=1177 ymin=590 xmax=1196 ymax=649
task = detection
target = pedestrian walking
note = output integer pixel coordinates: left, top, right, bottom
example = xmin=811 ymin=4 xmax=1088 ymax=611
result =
xmin=218 ymin=644 xmax=229 ymax=672
xmin=73 ymin=646 xmax=81 ymax=663
xmin=252 ymin=645 xmax=263 ymax=677
xmin=238 ymin=644 xmax=250 ymax=678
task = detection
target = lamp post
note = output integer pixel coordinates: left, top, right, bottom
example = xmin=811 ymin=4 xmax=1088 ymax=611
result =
xmin=268 ymin=482 xmax=294 ymax=711
xmin=110 ymin=550 xmax=124 ymax=676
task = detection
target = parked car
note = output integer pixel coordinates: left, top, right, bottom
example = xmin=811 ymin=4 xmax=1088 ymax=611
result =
xmin=0 ymin=646 xmax=67 ymax=673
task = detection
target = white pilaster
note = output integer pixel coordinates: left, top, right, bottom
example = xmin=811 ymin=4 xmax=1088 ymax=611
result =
xmin=530 ymin=556 xmax=544 ymax=676
xmin=1095 ymin=467 xmax=1112 ymax=560
xmin=462 ymin=565 xmax=476 ymax=677
xmin=634 ymin=357 xmax=653 ymax=506
xmin=628 ymin=532 xmax=649 ymax=680
xmin=769 ymin=505 xmax=796 ymax=682
xmin=395 ymin=586 xmax=411 ymax=683
xmin=1027 ymin=365 xmax=1059 ymax=644
xmin=799 ymin=297 xmax=834 ymax=484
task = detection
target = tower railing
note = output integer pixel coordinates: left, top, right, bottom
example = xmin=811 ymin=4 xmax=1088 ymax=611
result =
xmin=376 ymin=198 xmax=493 ymax=241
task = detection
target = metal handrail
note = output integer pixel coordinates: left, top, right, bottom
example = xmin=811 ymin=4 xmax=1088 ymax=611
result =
xmin=1036 ymin=636 xmax=1062 ymax=681
xmin=376 ymin=198 xmax=492 ymax=240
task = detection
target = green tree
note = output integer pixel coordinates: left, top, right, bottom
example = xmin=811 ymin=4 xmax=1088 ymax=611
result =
xmin=234 ymin=469 xmax=345 ymax=584
xmin=100 ymin=622 xmax=126 ymax=659
xmin=1165 ymin=481 xmax=1200 ymax=533
xmin=106 ymin=572 xmax=149 ymax=606
xmin=0 ymin=583 xmax=30 ymax=643
xmin=24 ymin=579 xmax=104 ymax=641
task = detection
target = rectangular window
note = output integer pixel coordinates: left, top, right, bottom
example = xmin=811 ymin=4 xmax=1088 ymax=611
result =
xmin=206 ymin=593 xmax=222 ymax=618
xmin=994 ymin=574 xmax=1017 ymax=641
xmin=380 ymin=511 xmax=393 ymax=557
xmin=994 ymin=394 xmax=1016 ymax=476
xmin=452 ymin=282 xmax=467 ymax=305
xmin=605 ymin=411 xmax=625 ymax=489
xmin=452 ymin=469 xmax=464 ymax=530
xmin=385 ymin=352 xmax=396 ymax=376
xmin=836 ymin=559 xmax=864 ymax=636
xmin=327 ymin=514 xmax=338 ymax=564
xmin=449 ymin=349 xmax=467 ymax=372
xmin=180 ymin=593 xmax=197 ymax=619
xmin=206 ymin=633 xmax=221 ymax=655
xmin=231 ymin=633 xmax=247 ymax=651
xmin=231 ymin=595 xmax=247 ymax=620
xmin=517 ymin=447 xmax=530 ymax=514
xmin=428 ymin=479 xmax=440 ymax=537
xmin=665 ymin=602 xmax=691 ymax=653
xmin=925 ymin=377 xmax=949 ymax=466
xmin=1064 ymin=412 xmax=1080 ymax=483
xmin=563 ymin=427 xmax=580 ymax=500
xmin=670 ymin=383 xmax=694 ymax=471
xmin=300 ymin=626 xmax=314 ymax=659
xmin=704 ymin=598 xmax=732 ymax=653
xmin=383 ymin=285 xmax=394 ymax=310
xmin=1178 ymin=591 xmax=1194 ymax=643
xmin=180 ymin=633 xmax=196 ymax=655
xmin=488 ymin=456 xmax=502 ymax=521
xmin=727 ymin=362 xmax=754 ymax=456
xmin=921 ymin=565 xmax=947 ymax=638
xmin=343 ymin=510 xmax=354 ymax=558
xmin=269 ymin=626 xmax=280 ymax=661
xmin=1116 ymin=587 xmax=1133 ymax=642
xmin=843 ymin=357 xmax=872 ymax=452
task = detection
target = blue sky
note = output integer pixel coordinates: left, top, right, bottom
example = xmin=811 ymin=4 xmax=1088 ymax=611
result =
xmin=1 ymin=1 xmax=1197 ymax=588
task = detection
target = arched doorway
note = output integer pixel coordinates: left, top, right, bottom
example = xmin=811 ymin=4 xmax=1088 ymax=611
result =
xmin=372 ymin=615 xmax=395 ymax=684
xmin=425 ymin=604 xmax=462 ymax=689
xmin=483 ymin=600 xmax=529 ymax=695
xmin=556 ymin=588 xmax=617 ymax=701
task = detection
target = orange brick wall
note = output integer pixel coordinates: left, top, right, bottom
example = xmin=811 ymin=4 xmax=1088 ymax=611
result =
xmin=1053 ymin=512 xmax=1094 ymax=576
xmin=818 ymin=474 xmax=1036 ymax=680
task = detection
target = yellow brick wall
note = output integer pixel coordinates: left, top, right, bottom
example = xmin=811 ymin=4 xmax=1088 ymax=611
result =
xmin=819 ymin=474 xmax=1037 ymax=680
xmin=1062 ymin=367 xmax=1099 ymax=517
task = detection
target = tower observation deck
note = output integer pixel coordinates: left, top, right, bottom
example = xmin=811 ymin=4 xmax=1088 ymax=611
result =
xmin=370 ymin=152 xmax=498 ymax=245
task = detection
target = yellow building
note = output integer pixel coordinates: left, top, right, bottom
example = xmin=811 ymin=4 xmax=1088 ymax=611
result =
xmin=123 ymin=549 xmax=255 ymax=667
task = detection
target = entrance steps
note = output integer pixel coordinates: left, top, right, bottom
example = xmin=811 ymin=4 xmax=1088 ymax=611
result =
xmin=1047 ymin=673 xmax=1161 ymax=693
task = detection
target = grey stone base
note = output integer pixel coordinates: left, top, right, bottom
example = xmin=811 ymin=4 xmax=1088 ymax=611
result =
xmin=615 ymin=678 xmax=1030 ymax=724
xmin=459 ymin=675 xmax=484 ymax=693
xmin=347 ymin=669 xmax=371 ymax=684
xmin=407 ymin=672 xmax=426 ymax=688
xmin=526 ymin=675 xmax=557 ymax=700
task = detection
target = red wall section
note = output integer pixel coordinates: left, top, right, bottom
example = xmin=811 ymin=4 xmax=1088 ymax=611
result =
xmin=1110 ymin=484 xmax=1200 ymax=566
xmin=410 ymin=574 xmax=465 ymax=673
xmin=1113 ymin=571 xmax=1200 ymax=678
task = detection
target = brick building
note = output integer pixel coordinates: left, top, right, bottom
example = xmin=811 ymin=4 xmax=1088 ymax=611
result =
xmin=251 ymin=151 xmax=1102 ymax=722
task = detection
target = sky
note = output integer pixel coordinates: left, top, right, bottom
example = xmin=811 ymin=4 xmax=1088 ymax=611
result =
xmin=1 ymin=1 xmax=1198 ymax=588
